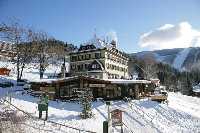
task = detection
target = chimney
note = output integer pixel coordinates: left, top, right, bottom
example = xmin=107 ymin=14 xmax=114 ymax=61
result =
xmin=111 ymin=40 xmax=117 ymax=48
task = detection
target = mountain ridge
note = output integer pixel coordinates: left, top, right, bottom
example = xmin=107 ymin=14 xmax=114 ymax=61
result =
xmin=131 ymin=47 xmax=200 ymax=71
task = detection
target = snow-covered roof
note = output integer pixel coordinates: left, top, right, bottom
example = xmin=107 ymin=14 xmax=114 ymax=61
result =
xmin=0 ymin=41 xmax=14 ymax=51
xmin=30 ymin=78 xmax=60 ymax=83
xmin=107 ymin=79 xmax=151 ymax=84
xmin=86 ymin=37 xmax=105 ymax=49
xmin=150 ymin=78 xmax=160 ymax=81
xmin=83 ymin=36 xmax=114 ymax=50
xmin=31 ymin=75 xmax=152 ymax=85
xmin=110 ymin=106 xmax=126 ymax=112
xmin=30 ymin=76 xmax=78 ymax=83
xmin=193 ymin=85 xmax=200 ymax=93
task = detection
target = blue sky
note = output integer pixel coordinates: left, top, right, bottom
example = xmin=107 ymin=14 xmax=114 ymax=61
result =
xmin=1 ymin=0 xmax=200 ymax=53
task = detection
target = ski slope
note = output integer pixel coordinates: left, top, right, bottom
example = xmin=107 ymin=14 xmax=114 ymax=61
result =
xmin=172 ymin=48 xmax=191 ymax=70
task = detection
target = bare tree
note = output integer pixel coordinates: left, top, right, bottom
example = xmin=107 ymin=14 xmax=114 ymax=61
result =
xmin=1 ymin=20 xmax=76 ymax=80
xmin=137 ymin=53 xmax=158 ymax=79
xmin=0 ymin=21 xmax=35 ymax=81
xmin=31 ymin=31 xmax=50 ymax=79
xmin=37 ymin=38 xmax=75 ymax=78
xmin=18 ymin=29 xmax=39 ymax=79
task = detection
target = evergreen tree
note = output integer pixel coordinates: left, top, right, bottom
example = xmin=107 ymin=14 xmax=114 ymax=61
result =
xmin=80 ymin=89 xmax=93 ymax=119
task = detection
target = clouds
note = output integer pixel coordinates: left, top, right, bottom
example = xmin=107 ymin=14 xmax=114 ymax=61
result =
xmin=139 ymin=22 xmax=200 ymax=50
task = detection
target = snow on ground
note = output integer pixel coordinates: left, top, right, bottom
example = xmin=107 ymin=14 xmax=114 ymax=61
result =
xmin=1 ymin=61 xmax=200 ymax=132
xmin=154 ymin=53 xmax=167 ymax=62
xmin=0 ymin=61 xmax=69 ymax=81
xmin=1 ymin=87 xmax=199 ymax=133
xmin=168 ymin=92 xmax=200 ymax=118
xmin=172 ymin=48 xmax=191 ymax=70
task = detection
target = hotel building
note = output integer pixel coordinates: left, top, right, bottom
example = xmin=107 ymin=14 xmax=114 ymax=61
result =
xmin=69 ymin=37 xmax=129 ymax=79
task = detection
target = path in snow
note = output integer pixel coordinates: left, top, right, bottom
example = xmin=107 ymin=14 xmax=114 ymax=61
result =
xmin=116 ymin=96 xmax=200 ymax=133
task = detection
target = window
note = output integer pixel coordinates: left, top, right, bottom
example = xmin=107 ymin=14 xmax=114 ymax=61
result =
xmin=71 ymin=64 xmax=76 ymax=70
xmin=78 ymin=55 xmax=82 ymax=61
xmin=117 ymin=66 xmax=119 ymax=71
xmin=111 ymin=65 xmax=114 ymax=70
xmin=117 ymin=58 xmax=119 ymax=63
xmin=82 ymin=55 xmax=85 ymax=60
xmin=71 ymin=56 xmax=77 ymax=62
xmin=98 ymin=88 xmax=103 ymax=97
xmin=107 ymin=54 xmax=110 ymax=59
xmin=85 ymin=54 xmax=90 ymax=60
xmin=77 ymin=65 xmax=80 ymax=70
xmin=77 ymin=64 xmax=83 ymax=70
xmin=92 ymin=64 xmax=100 ymax=69
xmin=95 ymin=75 xmax=99 ymax=79
xmin=106 ymin=63 xmax=110 ymax=69
xmin=60 ymin=86 xmax=72 ymax=97
xmin=110 ymin=64 xmax=112 ymax=69
xmin=86 ymin=54 xmax=91 ymax=60
xmin=95 ymin=53 xmax=101 ymax=59
xmin=81 ymin=64 xmax=84 ymax=70
xmin=85 ymin=64 xmax=89 ymax=70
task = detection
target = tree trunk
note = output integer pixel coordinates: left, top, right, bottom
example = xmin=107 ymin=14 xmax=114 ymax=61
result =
xmin=40 ymin=72 xmax=44 ymax=79
xmin=63 ymin=57 xmax=66 ymax=78
xmin=17 ymin=54 xmax=20 ymax=81
xmin=19 ymin=63 xmax=25 ymax=80
xmin=40 ymin=64 xmax=44 ymax=79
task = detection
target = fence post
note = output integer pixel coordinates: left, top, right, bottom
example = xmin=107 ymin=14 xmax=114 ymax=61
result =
xmin=103 ymin=121 xmax=108 ymax=133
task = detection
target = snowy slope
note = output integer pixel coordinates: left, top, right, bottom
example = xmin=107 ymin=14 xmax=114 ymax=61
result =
xmin=1 ymin=89 xmax=199 ymax=133
xmin=172 ymin=48 xmax=191 ymax=70
xmin=133 ymin=47 xmax=200 ymax=71
xmin=0 ymin=61 xmax=69 ymax=82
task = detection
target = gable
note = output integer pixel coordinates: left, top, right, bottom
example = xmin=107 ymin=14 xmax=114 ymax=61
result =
xmin=88 ymin=60 xmax=104 ymax=71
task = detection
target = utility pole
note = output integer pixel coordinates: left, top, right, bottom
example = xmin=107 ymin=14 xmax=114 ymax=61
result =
xmin=63 ymin=56 xmax=66 ymax=78
xmin=103 ymin=101 xmax=112 ymax=133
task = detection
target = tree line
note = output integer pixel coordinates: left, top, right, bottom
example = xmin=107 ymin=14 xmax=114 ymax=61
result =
xmin=0 ymin=21 xmax=77 ymax=81
xmin=129 ymin=54 xmax=200 ymax=95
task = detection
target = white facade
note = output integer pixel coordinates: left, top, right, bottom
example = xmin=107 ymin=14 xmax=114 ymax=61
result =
xmin=69 ymin=38 xmax=129 ymax=79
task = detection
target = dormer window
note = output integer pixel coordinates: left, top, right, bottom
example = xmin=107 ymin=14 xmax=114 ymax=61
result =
xmin=92 ymin=64 xmax=99 ymax=69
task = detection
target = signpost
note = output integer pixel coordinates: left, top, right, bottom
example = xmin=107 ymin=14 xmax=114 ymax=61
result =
xmin=103 ymin=103 xmax=124 ymax=133
xmin=104 ymin=101 xmax=112 ymax=133
xmin=111 ymin=109 xmax=123 ymax=126
xmin=38 ymin=94 xmax=49 ymax=120
xmin=111 ymin=109 xmax=123 ymax=133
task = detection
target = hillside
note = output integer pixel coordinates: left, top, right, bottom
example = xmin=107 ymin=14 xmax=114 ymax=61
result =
xmin=132 ymin=47 xmax=200 ymax=71
xmin=0 ymin=61 xmax=69 ymax=82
